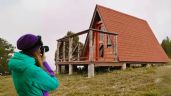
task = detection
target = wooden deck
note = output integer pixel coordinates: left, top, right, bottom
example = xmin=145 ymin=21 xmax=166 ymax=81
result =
xmin=56 ymin=61 xmax=122 ymax=67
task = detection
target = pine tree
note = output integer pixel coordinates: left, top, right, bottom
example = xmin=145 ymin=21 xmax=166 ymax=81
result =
xmin=161 ymin=36 xmax=171 ymax=58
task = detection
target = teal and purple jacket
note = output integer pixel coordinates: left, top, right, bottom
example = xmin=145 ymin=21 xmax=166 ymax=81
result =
xmin=8 ymin=52 xmax=59 ymax=96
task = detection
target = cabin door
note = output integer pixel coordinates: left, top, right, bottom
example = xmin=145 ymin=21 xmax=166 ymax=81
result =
xmin=95 ymin=21 xmax=104 ymax=61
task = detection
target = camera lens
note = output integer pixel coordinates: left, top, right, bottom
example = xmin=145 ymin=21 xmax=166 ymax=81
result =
xmin=43 ymin=46 xmax=49 ymax=52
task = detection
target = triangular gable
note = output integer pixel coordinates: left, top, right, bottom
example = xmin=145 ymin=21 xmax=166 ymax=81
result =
xmin=82 ymin=6 xmax=103 ymax=57
xmin=82 ymin=5 xmax=168 ymax=63
xmin=96 ymin=5 xmax=168 ymax=63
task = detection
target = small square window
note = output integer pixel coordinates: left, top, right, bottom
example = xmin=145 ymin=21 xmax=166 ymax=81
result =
xmin=107 ymin=35 xmax=112 ymax=47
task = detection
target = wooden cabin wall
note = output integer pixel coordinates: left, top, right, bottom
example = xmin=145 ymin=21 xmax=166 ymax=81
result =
xmin=82 ymin=22 xmax=117 ymax=62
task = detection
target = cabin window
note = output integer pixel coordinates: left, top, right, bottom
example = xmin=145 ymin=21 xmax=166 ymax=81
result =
xmin=99 ymin=26 xmax=104 ymax=41
xmin=99 ymin=33 xmax=103 ymax=41
xmin=107 ymin=35 xmax=112 ymax=47
xmin=99 ymin=45 xmax=104 ymax=57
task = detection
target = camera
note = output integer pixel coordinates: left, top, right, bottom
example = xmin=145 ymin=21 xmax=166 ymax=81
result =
xmin=40 ymin=46 xmax=49 ymax=55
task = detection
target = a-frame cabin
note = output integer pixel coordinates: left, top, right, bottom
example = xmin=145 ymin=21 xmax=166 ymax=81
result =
xmin=55 ymin=5 xmax=168 ymax=78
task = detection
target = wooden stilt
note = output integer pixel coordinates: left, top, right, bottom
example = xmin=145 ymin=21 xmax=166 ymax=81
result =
xmin=69 ymin=38 xmax=73 ymax=75
xmin=69 ymin=64 xmax=73 ymax=75
xmin=146 ymin=64 xmax=151 ymax=68
xmin=88 ymin=63 xmax=94 ymax=78
xmin=77 ymin=43 xmax=80 ymax=61
xmin=88 ymin=30 xmax=94 ymax=78
xmin=56 ymin=64 xmax=60 ymax=74
xmin=56 ymin=41 xmax=61 ymax=74
xmin=122 ymin=63 xmax=126 ymax=70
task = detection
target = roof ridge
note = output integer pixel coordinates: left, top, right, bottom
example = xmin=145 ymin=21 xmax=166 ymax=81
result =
xmin=96 ymin=4 xmax=146 ymax=22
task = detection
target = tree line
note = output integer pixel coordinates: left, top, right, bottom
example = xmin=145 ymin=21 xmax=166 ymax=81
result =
xmin=161 ymin=36 xmax=171 ymax=58
xmin=0 ymin=37 xmax=14 ymax=74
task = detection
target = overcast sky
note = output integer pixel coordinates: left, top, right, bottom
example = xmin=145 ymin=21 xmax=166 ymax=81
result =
xmin=0 ymin=0 xmax=171 ymax=70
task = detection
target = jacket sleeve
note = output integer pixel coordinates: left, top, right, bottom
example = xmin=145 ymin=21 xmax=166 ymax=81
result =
xmin=43 ymin=61 xmax=55 ymax=76
xmin=30 ymin=66 xmax=59 ymax=91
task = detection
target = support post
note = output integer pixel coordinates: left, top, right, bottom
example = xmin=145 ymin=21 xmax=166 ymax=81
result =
xmin=56 ymin=64 xmax=60 ymax=74
xmin=146 ymin=64 xmax=151 ymax=68
xmin=69 ymin=64 xmax=73 ymax=75
xmin=77 ymin=43 xmax=80 ymax=61
xmin=88 ymin=63 xmax=94 ymax=78
xmin=142 ymin=64 xmax=151 ymax=68
xmin=69 ymin=38 xmax=73 ymax=75
xmin=122 ymin=63 xmax=126 ymax=70
xmin=56 ymin=41 xmax=61 ymax=74
xmin=88 ymin=30 xmax=94 ymax=78
xmin=63 ymin=41 xmax=66 ymax=61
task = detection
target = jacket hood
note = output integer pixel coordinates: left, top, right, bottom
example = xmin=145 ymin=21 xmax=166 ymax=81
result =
xmin=8 ymin=52 xmax=36 ymax=72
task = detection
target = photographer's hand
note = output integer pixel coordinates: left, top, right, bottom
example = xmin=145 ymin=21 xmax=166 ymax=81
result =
xmin=33 ymin=50 xmax=44 ymax=68
xmin=42 ymin=53 xmax=46 ymax=62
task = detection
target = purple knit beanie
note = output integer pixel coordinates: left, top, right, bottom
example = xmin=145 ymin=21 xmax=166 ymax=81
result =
xmin=17 ymin=34 xmax=43 ymax=52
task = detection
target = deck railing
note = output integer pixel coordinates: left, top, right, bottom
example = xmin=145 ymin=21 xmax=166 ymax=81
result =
xmin=55 ymin=28 xmax=118 ymax=64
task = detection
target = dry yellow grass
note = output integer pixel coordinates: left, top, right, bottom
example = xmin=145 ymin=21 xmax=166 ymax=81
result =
xmin=50 ymin=68 xmax=157 ymax=96
xmin=1 ymin=60 xmax=171 ymax=96
xmin=0 ymin=76 xmax=16 ymax=96
xmin=155 ymin=59 xmax=171 ymax=96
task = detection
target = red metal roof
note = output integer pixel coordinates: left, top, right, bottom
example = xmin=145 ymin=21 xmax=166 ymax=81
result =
xmin=95 ymin=5 xmax=168 ymax=63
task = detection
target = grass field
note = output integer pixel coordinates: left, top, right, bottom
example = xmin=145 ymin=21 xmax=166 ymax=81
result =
xmin=1 ymin=60 xmax=171 ymax=96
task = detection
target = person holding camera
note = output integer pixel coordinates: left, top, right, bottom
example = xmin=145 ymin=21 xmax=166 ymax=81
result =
xmin=8 ymin=34 xmax=59 ymax=96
